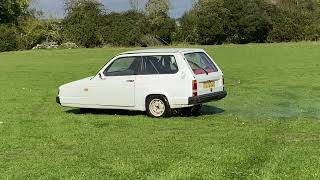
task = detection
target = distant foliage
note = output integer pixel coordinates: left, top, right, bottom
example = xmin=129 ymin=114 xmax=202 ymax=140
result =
xmin=174 ymin=10 xmax=198 ymax=44
xmin=268 ymin=0 xmax=320 ymax=42
xmin=223 ymin=0 xmax=272 ymax=44
xmin=143 ymin=14 xmax=176 ymax=44
xmin=195 ymin=0 xmax=229 ymax=44
xmin=17 ymin=17 xmax=62 ymax=49
xmin=100 ymin=11 xmax=145 ymax=46
xmin=0 ymin=0 xmax=30 ymax=23
xmin=145 ymin=0 xmax=170 ymax=16
xmin=62 ymin=0 xmax=104 ymax=48
xmin=144 ymin=0 xmax=176 ymax=44
xmin=177 ymin=0 xmax=320 ymax=44
xmin=0 ymin=24 xmax=18 ymax=52
xmin=61 ymin=0 xmax=175 ymax=47
xmin=1 ymin=0 xmax=320 ymax=52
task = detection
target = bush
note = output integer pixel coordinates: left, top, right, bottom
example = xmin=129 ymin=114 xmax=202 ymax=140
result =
xmin=305 ymin=21 xmax=320 ymax=41
xmin=143 ymin=13 xmax=176 ymax=44
xmin=268 ymin=0 xmax=320 ymax=42
xmin=178 ymin=0 xmax=273 ymax=45
xmin=174 ymin=10 xmax=198 ymax=44
xmin=176 ymin=0 xmax=320 ymax=44
xmin=0 ymin=24 xmax=17 ymax=52
xmin=16 ymin=17 xmax=61 ymax=50
xmin=1 ymin=0 xmax=320 ymax=53
xmin=224 ymin=0 xmax=272 ymax=44
xmin=62 ymin=0 xmax=103 ymax=48
xmin=100 ymin=11 xmax=145 ymax=46
xmin=195 ymin=0 xmax=229 ymax=45
xmin=0 ymin=0 xmax=29 ymax=24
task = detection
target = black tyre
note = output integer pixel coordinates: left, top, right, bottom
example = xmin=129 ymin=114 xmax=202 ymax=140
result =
xmin=146 ymin=95 xmax=172 ymax=118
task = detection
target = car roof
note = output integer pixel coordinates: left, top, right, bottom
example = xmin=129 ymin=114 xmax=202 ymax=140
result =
xmin=119 ymin=48 xmax=204 ymax=55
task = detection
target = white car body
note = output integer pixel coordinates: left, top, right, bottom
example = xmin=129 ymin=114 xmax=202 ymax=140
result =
xmin=57 ymin=48 xmax=227 ymax=113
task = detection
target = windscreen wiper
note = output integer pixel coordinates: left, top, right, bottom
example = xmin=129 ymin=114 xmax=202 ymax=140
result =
xmin=187 ymin=60 xmax=209 ymax=75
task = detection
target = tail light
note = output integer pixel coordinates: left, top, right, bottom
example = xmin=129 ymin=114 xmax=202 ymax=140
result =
xmin=222 ymin=77 xmax=225 ymax=91
xmin=192 ymin=80 xmax=198 ymax=96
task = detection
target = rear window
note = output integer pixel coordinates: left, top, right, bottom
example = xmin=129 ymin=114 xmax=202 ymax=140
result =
xmin=184 ymin=52 xmax=218 ymax=75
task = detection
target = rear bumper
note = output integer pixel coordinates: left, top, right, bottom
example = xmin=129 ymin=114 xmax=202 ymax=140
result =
xmin=188 ymin=91 xmax=227 ymax=105
xmin=56 ymin=96 xmax=61 ymax=105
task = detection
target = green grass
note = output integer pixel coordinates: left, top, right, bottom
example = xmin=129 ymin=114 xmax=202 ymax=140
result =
xmin=0 ymin=42 xmax=319 ymax=179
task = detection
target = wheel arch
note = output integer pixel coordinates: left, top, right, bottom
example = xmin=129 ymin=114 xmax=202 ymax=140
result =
xmin=145 ymin=94 xmax=170 ymax=105
xmin=144 ymin=92 xmax=172 ymax=108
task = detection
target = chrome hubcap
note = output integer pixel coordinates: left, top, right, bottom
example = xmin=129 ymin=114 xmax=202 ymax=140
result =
xmin=149 ymin=99 xmax=165 ymax=117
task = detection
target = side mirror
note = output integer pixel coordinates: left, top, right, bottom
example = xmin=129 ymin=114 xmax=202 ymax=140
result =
xmin=98 ymin=73 xmax=103 ymax=80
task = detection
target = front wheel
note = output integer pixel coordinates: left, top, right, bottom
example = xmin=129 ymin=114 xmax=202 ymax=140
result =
xmin=146 ymin=96 xmax=171 ymax=118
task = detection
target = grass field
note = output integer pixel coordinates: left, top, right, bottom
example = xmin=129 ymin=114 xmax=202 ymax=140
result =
xmin=0 ymin=42 xmax=319 ymax=179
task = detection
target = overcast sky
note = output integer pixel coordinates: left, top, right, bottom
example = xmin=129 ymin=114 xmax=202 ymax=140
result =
xmin=31 ymin=0 xmax=194 ymax=18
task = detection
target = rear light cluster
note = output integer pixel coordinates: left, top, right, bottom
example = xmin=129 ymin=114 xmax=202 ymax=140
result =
xmin=192 ymin=80 xmax=198 ymax=97
xmin=222 ymin=77 xmax=225 ymax=91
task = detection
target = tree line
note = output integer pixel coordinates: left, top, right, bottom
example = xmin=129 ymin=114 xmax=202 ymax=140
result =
xmin=1 ymin=0 xmax=320 ymax=52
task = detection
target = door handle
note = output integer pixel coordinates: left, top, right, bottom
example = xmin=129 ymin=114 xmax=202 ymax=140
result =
xmin=126 ymin=80 xmax=135 ymax=82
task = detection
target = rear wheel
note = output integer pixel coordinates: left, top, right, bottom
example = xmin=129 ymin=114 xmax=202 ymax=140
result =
xmin=146 ymin=96 xmax=171 ymax=118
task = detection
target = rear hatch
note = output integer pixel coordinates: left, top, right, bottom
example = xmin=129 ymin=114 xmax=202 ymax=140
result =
xmin=184 ymin=52 xmax=224 ymax=96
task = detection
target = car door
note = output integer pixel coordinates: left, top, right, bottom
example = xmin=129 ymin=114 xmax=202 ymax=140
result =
xmin=135 ymin=55 xmax=183 ymax=105
xmin=91 ymin=56 xmax=142 ymax=107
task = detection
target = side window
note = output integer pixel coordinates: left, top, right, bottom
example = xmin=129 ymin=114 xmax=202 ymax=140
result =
xmin=104 ymin=56 xmax=141 ymax=76
xmin=142 ymin=55 xmax=178 ymax=75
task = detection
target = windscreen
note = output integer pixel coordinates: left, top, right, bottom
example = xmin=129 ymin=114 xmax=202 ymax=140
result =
xmin=184 ymin=52 xmax=218 ymax=75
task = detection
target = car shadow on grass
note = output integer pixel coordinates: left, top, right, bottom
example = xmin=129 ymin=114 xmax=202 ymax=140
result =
xmin=65 ymin=108 xmax=145 ymax=116
xmin=199 ymin=105 xmax=225 ymax=115
xmin=64 ymin=105 xmax=225 ymax=117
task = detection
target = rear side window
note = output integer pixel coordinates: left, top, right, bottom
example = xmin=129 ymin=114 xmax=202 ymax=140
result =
xmin=184 ymin=52 xmax=218 ymax=75
xmin=104 ymin=56 xmax=141 ymax=76
xmin=142 ymin=55 xmax=178 ymax=75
